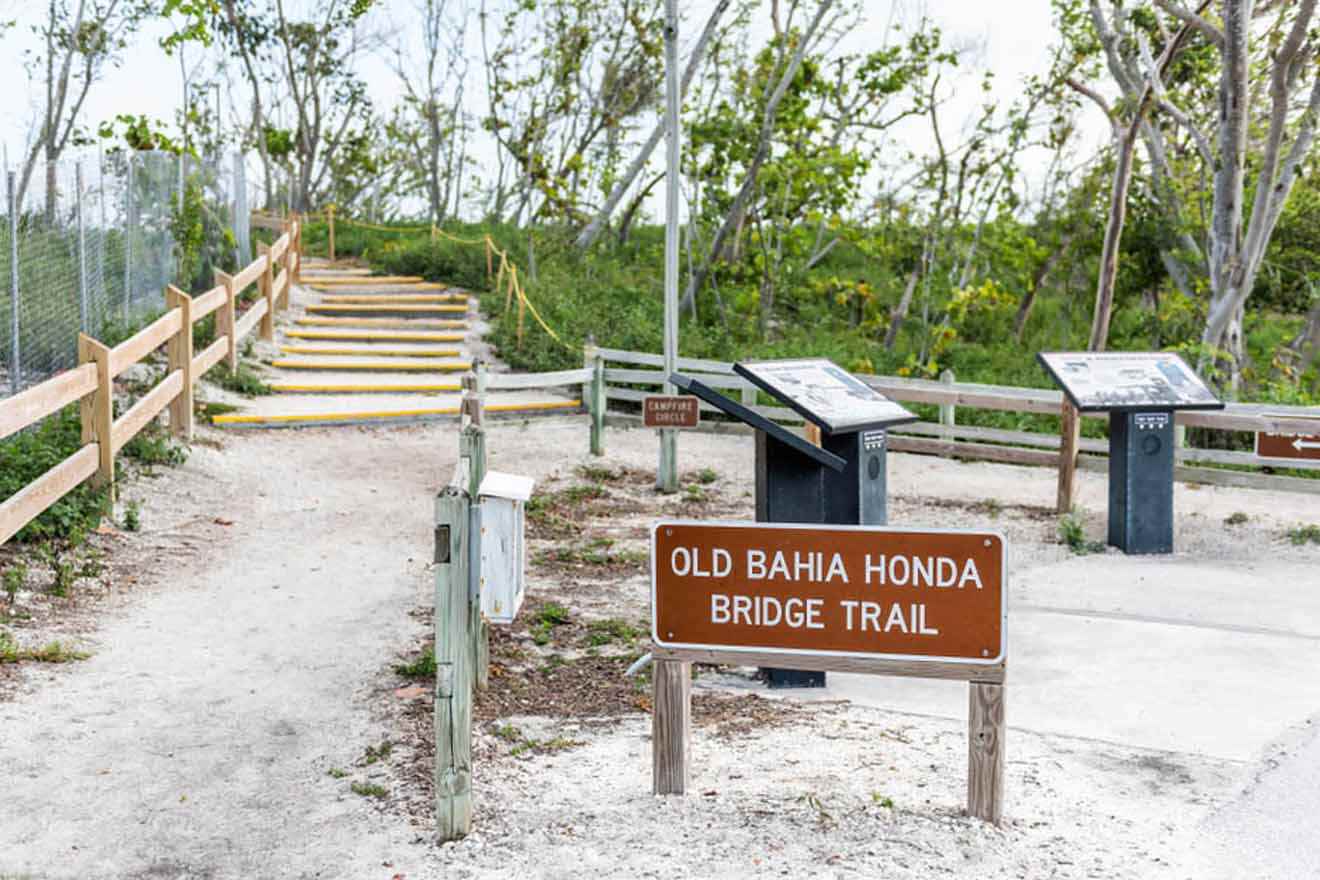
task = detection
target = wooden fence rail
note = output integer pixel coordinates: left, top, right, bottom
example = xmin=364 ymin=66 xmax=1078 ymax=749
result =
xmin=0 ymin=219 xmax=303 ymax=545
xmin=590 ymin=348 xmax=1320 ymax=502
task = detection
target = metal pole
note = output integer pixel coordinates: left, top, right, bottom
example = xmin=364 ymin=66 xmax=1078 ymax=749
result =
xmin=98 ymin=146 xmax=107 ymax=300
xmin=658 ymin=0 xmax=681 ymax=494
xmin=7 ymin=170 xmax=19 ymax=395
xmin=76 ymin=161 xmax=89 ymax=333
xmin=123 ymin=153 xmax=133 ymax=320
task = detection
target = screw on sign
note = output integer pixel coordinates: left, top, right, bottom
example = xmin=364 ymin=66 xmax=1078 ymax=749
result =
xmin=643 ymin=394 xmax=700 ymax=429
xmin=647 ymin=520 xmax=1008 ymax=824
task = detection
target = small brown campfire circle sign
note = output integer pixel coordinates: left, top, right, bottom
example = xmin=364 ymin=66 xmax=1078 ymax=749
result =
xmin=643 ymin=395 xmax=700 ymax=429
xmin=651 ymin=521 xmax=1005 ymax=664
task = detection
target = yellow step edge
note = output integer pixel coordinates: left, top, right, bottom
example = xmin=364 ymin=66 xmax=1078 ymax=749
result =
xmin=319 ymin=294 xmax=468 ymax=304
xmin=270 ymin=382 xmax=463 ymax=393
xmin=271 ymin=359 xmax=473 ymax=372
xmin=307 ymin=304 xmax=468 ymax=314
xmin=295 ymin=317 xmax=468 ymax=329
xmin=279 ymin=345 xmax=463 ymax=357
xmin=285 ymin=330 xmax=466 ymax=342
xmin=212 ymin=399 xmax=582 ymax=425
xmin=305 ymin=275 xmax=426 ymax=285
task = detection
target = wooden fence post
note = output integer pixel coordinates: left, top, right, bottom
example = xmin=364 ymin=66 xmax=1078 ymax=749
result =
xmin=258 ymin=243 xmax=275 ymax=340
xmin=165 ymin=286 xmax=194 ymax=441
xmin=940 ymin=369 xmax=957 ymax=431
xmin=484 ymin=237 xmax=493 ymax=285
xmin=327 ymin=204 xmax=336 ymax=261
xmin=461 ymin=369 xmax=490 ymax=691
xmin=584 ymin=337 xmax=605 ymax=456
xmin=292 ymin=216 xmax=302 ymax=285
xmin=214 ymin=269 xmax=238 ymax=374
xmin=740 ymin=382 xmax=758 ymax=409
xmin=1057 ymin=401 xmax=1081 ymax=513
xmin=652 ymin=658 xmax=692 ymax=795
xmin=77 ymin=334 xmax=114 ymax=498
xmin=967 ymin=681 xmax=1005 ymax=825
xmin=434 ymin=485 xmax=473 ymax=841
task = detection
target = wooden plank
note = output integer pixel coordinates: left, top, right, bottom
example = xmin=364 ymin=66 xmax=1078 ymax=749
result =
xmin=604 ymin=367 xmax=751 ymax=390
xmin=110 ymin=371 xmax=184 ymax=455
xmin=234 ymin=297 xmax=269 ymax=342
xmin=0 ymin=444 xmax=100 ymax=545
xmin=1057 ymin=402 xmax=1081 ymax=513
xmin=485 ymin=368 xmax=592 ymax=390
xmin=434 ymin=486 xmax=473 ymax=841
xmin=1178 ymin=408 xmax=1320 ymax=434
xmin=269 ymin=232 xmax=290 ymax=261
xmin=967 ymin=683 xmax=1005 ymax=825
xmin=0 ymin=364 xmax=97 ymax=442
xmin=274 ymin=267 xmax=289 ymax=307
xmin=652 ymin=647 xmax=1006 ymax=683
xmin=887 ymin=435 xmax=1059 ymax=468
xmin=1076 ymin=454 xmax=1320 ymax=495
xmin=192 ymin=285 xmax=227 ymax=320
xmin=165 ymin=287 xmax=194 ymax=440
xmin=864 ymin=375 xmax=1063 ymax=416
xmin=258 ymin=246 xmax=275 ymax=340
xmin=233 ymin=256 xmax=265 ymax=293
xmin=193 ymin=335 xmax=229 ymax=376
xmin=652 ymin=659 xmax=691 ymax=796
xmin=1183 ymin=445 xmax=1320 ymax=472
xmin=891 ymin=420 xmax=1107 ymax=453
xmin=215 ymin=270 xmax=238 ymax=373
xmin=597 ymin=347 xmax=737 ymax=375
xmin=109 ymin=308 xmax=183 ymax=376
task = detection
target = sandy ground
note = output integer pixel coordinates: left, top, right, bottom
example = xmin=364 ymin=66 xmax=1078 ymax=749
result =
xmin=0 ymin=417 xmax=1318 ymax=879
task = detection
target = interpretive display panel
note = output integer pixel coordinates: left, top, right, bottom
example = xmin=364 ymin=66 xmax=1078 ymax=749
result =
xmin=1037 ymin=351 xmax=1222 ymax=413
xmin=734 ymin=359 xmax=917 ymax=433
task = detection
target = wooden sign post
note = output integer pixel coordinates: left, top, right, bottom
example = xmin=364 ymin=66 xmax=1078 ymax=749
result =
xmin=650 ymin=521 xmax=1007 ymax=824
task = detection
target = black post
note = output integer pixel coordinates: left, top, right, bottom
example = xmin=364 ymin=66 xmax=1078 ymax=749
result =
xmin=1107 ymin=410 xmax=1175 ymax=554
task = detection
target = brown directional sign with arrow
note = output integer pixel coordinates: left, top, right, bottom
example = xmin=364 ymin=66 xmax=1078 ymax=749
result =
xmin=1256 ymin=431 xmax=1320 ymax=462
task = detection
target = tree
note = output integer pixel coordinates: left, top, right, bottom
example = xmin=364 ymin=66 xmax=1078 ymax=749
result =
xmin=18 ymin=0 xmax=153 ymax=216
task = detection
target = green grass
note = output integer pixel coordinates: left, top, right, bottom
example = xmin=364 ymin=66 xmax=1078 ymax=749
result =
xmin=0 ymin=630 xmax=90 ymax=664
xmin=361 ymin=741 xmax=393 ymax=765
xmin=1287 ymin=524 xmax=1320 ymax=545
xmin=350 ymin=781 xmax=389 ymax=798
xmin=208 ymin=362 xmax=272 ymax=397
xmin=1224 ymin=511 xmax=1250 ymax=526
xmin=585 ymin=618 xmax=643 ymax=647
xmin=1058 ymin=512 xmax=1105 ymax=555
xmin=122 ymin=500 xmax=142 ymax=532
xmin=326 ymin=767 xmax=348 ymax=779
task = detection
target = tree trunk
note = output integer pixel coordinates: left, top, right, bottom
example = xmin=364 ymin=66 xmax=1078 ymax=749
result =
xmin=1014 ymin=232 xmax=1074 ymax=341
xmin=573 ymin=0 xmax=733 ymax=251
xmin=679 ymin=0 xmax=834 ymax=313
xmin=884 ymin=265 xmax=921 ymax=351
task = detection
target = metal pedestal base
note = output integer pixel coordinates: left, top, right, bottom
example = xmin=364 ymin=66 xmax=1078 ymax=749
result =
xmin=1108 ymin=410 xmax=1175 ymax=554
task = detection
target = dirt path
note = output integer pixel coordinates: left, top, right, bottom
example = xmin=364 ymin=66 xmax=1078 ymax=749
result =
xmin=2 ymin=417 xmax=1318 ymax=879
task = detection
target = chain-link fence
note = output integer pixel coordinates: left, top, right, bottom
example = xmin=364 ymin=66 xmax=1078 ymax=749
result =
xmin=0 ymin=149 xmax=251 ymax=397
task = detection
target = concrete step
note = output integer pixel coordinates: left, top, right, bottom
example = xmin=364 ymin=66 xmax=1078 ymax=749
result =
xmin=279 ymin=344 xmax=464 ymax=358
xmin=295 ymin=316 xmax=468 ymax=330
xmin=319 ymin=293 xmax=468 ymax=304
xmin=285 ymin=328 xmax=466 ymax=343
xmin=305 ymin=303 xmax=468 ymax=316
xmin=269 ymin=379 xmax=464 ymax=394
xmin=211 ymin=398 xmax=581 ymax=428
xmin=270 ymin=357 xmax=473 ymax=373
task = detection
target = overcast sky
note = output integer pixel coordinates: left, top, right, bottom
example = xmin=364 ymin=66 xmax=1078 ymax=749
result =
xmin=0 ymin=0 xmax=1068 ymax=205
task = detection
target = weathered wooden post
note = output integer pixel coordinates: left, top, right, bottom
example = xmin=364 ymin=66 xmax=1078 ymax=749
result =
xmin=461 ymin=368 xmax=490 ymax=691
xmin=967 ymin=681 xmax=1006 ymax=825
xmin=164 ymin=286 xmax=194 ymax=440
xmin=434 ymin=477 xmax=473 ymax=841
xmin=77 ymin=334 xmax=114 ymax=498
xmin=584 ymin=336 xmax=605 ymax=456
xmin=652 ymin=658 xmax=691 ymax=795
xmin=214 ymin=269 xmax=238 ymax=373
xmin=939 ymin=368 xmax=957 ymax=432
xmin=327 ymin=203 xmax=336 ymax=261
xmin=257 ymin=243 xmax=275 ymax=341
xmin=1057 ymin=400 xmax=1080 ymax=514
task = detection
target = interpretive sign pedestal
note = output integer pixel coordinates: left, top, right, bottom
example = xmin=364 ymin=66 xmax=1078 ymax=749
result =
xmin=1108 ymin=410 xmax=1175 ymax=554
xmin=1038 ymin=351 xmax=1223 ymax=556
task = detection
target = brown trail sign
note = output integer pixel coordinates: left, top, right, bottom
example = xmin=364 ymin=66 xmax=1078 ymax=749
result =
xmin=643 ymin=394 xmax=700 ymax=429
xmin=1256 ymin=431 xmax=1320 ymax=462
xmin=649 ymin=520 xmax=1008 ymax=824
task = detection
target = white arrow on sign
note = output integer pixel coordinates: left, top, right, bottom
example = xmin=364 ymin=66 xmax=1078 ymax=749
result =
xmin=1294 ymin=438 xmax=1320 ymax=452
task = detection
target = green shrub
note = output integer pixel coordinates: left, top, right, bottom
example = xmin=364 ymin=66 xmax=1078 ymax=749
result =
xmin=0 ymin=407 xmax=109 ymax=542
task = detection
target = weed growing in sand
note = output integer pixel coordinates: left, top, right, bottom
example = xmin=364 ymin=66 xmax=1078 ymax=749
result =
xmin=1224 ymin=511 xmax=1250 ymax=526
xmin=696 ymin=467 xmax=718 ymax=485
xmin=575 ymin=464 xmax=621 ymax=483
xmin=122 ymin=424 xmax=187 ymax=469
xmin=123 ymin=500 xmax=142 ymax=532
xmin=3 ymin=563 xmax=26 ymax=607
xmin=361 ymin=741 xmax=393 ymax=765
xmin=531 ymin=603 xmax=571 ymax=645
xmin=510 ymin=735 xmax=583 ymax=758
xmin=350 ymin=781 xmax=388 ymax=798
xmin=683 ymin=484 xmax=706 ymax=504
xmin=326 ymin=767 xmax=348 ymax=779
xmin=1058 ymin=512 xmax=1104 ymax=555
xmin=212 ymin=362 xmax=272 ymax=397
xmin=1287 ymin=524 xmax=1320 ymax=546
xmin=493 ymin=724 xmax=521 ymax=742
xmin=871 ymin=793 xmax=895 ymax=809
xmin=394 ymin=646 xmax=436 ymax=679
xmin=0 ymin=631 xmax=89 ymax=664
xmin=586 ymin=618 xmax=643 ymax=647
xmin=198 ymin=401 xmax=240 ymax=421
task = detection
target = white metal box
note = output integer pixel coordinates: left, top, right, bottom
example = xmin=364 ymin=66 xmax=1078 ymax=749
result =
xmin=478 ymin=471 xmax=535 ymax=624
